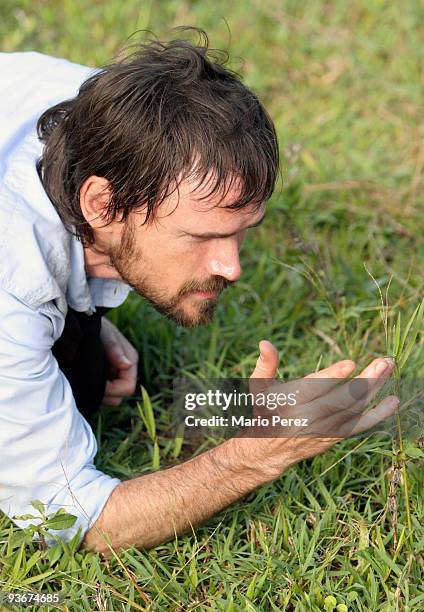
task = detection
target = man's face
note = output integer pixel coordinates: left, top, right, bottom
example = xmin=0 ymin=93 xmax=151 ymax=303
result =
xmin=97 ymin=178 xmax=265 ymax=327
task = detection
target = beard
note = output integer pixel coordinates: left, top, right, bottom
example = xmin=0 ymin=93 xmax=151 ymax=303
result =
xmin=108 ymin=220 xmax=232 ymax=327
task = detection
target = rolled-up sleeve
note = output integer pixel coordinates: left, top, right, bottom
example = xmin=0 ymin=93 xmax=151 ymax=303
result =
xmin=0 ymin=287 xmax=121 ymax=547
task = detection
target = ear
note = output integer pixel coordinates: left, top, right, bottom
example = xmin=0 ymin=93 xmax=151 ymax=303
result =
xmin=79 ymin=176 xmax=112 ymax=229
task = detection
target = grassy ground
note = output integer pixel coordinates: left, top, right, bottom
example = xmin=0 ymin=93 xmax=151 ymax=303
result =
xmin=1 ymin=1 xmax=423 ymax=610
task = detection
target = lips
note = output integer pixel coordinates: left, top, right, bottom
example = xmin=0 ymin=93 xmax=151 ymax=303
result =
xmin=194 ymin=290 xmax=218 ymax=299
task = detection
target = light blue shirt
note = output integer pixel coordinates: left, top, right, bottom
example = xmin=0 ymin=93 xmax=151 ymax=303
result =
xmin=0 ymin=52 xmax=132 ymax=546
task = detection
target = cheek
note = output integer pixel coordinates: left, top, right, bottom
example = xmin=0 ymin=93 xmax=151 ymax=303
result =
xmin=151 ymin=241 xmax=208 ymax=281
xmin=178 ymin=241 xmax=210 ymax=269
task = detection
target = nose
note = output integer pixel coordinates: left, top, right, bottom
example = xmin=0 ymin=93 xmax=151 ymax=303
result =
xmin=207 ymin=239 xmax=242 ymax=282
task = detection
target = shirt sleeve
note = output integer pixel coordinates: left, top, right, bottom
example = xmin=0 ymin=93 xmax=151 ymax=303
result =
xmin=0 ymin=287 xmax=121 ymax=547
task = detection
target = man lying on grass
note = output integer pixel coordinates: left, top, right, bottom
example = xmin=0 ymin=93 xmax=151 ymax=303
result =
xmin=0 ymin=32 xmax=399 ymax=555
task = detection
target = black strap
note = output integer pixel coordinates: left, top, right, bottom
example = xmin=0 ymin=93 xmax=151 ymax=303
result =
xmin=52 ymin=307 xmax=111 ymax=420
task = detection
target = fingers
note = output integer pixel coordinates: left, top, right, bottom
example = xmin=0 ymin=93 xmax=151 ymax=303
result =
xmin=100 ymin=318 xmax=139 ymax=407
xmin=251 ymin=341 xmax=279 ymax=378
xmin=317 ymin=357 xmax=394 ymax=414
xmin=104 ymin=363 xmax=138 ymax=406
xmin=103 ymin=395 xmax=123 ymax=407
xmin=266 ymin=359 xmax=357 ymax=405
xmin=304 ymin=359 xmax=356 ymax=380
xmin=249 ymin=340 xmax=279 ymax=395
xmin=105 ymin=341 xmax=136 ymax=369
xmin=321 ymin=381 xmax=395 ymax=438
xmin=106 ymin=365 xmax=137 ymax=395
xmin=340 ymin=395 xmax=399 ymax=437
xmin=101 ymin=318 xmax=139 ymax=368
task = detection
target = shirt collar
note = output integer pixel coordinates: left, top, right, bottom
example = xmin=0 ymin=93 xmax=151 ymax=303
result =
xmin=66 ymin=233 xmax=132 ymax=314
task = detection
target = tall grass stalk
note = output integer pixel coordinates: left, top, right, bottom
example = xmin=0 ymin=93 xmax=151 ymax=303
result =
xmin=389 ymin=298 xmax=424 ymax=548
xmin=367 ymin=261 xmax=423 ymax=549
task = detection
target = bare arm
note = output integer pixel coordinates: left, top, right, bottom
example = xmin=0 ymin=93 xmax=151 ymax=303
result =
xmin=81 ymin=343 xmax=397 ymax=555
xmin=81 ymin=436 xmax=275 ymax=554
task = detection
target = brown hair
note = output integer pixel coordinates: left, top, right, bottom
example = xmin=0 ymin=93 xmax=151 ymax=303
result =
xmin=37 ymin=29 xmax=279 ymax=246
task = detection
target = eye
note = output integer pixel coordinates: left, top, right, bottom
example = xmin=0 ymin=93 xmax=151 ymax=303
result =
xmin=191 ymin=235 xmax=210 ymax=243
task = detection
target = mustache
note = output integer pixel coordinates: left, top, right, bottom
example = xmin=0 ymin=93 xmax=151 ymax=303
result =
xmin=178 ymin=276 xmax=233 ymax=298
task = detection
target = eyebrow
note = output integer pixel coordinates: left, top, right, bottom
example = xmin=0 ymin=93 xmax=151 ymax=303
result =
xmin=184 ymin=214 xmax=266 ymax=239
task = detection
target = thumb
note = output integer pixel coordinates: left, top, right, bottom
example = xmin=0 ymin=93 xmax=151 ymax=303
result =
xmin=249 ymin=340 xmax=279 ymax=395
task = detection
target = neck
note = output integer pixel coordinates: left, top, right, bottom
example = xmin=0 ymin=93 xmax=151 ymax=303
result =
xmin=83 ymin=244 xmax=123 ymax=280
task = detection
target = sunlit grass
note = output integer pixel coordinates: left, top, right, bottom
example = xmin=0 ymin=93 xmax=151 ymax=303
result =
xmin=0 ymin=1 xmax=423 ymax=609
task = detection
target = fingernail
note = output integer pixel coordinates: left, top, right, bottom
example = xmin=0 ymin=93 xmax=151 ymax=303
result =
xmin=375 ymin=359 xmax=391 ymax=376
xmin=120 ymin=355 xmax=131 ymax=365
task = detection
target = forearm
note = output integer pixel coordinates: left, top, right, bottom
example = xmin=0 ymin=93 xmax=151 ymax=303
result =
xmin=80 ymin=437 xmax=278 ymax=554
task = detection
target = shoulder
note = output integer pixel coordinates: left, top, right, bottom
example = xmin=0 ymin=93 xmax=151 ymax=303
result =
xmin=0 ymin=172 xmax=72 ymax=312
xmin=0 ymin=50 xmax=93 ymax=311
xmin=0 ymin=51 xmax=95 ymax=87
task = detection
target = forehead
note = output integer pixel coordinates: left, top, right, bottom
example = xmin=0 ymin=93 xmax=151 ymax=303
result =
xmin=156 ymin=174 xmax=265 ymax=230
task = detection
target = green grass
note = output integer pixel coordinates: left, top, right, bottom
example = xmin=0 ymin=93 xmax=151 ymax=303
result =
xmin=1 ymin=1 xmax=423 ymax=610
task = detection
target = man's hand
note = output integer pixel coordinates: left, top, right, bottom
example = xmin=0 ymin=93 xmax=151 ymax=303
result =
xmin=100 ymin=317 xmax=139 ymax=406
xmin=81 ymin=339 xmax=398 ymax=555
xmin=245 ymin=340 xmax=398 ymax=477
